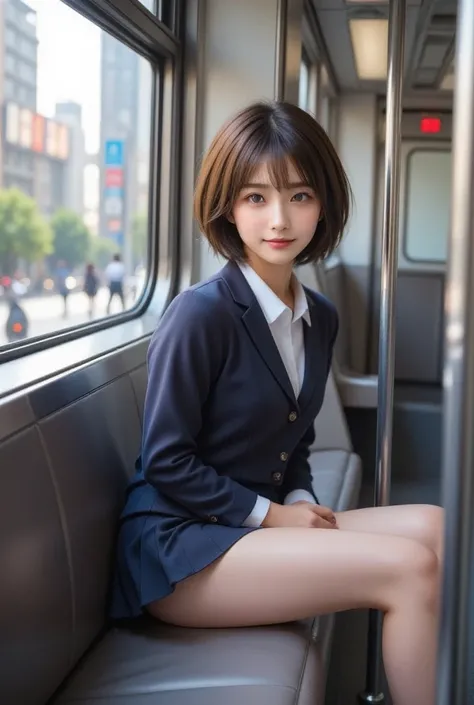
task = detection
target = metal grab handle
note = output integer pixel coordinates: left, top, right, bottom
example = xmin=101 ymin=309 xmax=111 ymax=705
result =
xmin=358 ymin=1 xmax=406 ymax=703
xmin=437 ymin=1 xmax=474 ymax=703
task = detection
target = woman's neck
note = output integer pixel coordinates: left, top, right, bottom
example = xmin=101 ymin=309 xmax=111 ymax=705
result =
xmin=245 ymin=255 xmax=294 ymax=309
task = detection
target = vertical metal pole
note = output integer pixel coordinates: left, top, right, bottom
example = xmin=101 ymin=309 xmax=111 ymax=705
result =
xmin=436 ymin=1 xmax=474 ymax=703
xmin=358 ymin=1 xmax=406 ymax=703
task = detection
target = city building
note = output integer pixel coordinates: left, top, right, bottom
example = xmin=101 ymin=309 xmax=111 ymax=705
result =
xmin=99 ymin=31 xmax=139 ymax=269
xmin=55 ymin=101 xmax=86 ymax=217
xmin=3 ymin=101 xmax=70 ymax=218
xmin=1 ymin=0 xmax=38 ymax=195
xmin=0 ymin=2 xmax=77 ymax=221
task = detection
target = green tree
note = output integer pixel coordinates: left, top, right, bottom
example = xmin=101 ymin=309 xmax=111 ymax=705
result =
xmin=0 ymin=188 xmax=52 ymax=275
xmin=132 ymin=213 xmax=148 ymax=267
xmin=51 ymin=209 xmax=91 ymax=269
xmin=89 ymin=236 xmax=117 ymax=270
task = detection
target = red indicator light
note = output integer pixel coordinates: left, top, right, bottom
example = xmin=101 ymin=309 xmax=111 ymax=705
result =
xmin=12 ymin=323 xmax=23 ymax=333
xmin=420 ymin=117 xmax=441 ymax=134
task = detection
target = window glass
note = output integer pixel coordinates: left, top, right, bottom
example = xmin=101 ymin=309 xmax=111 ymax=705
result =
xmin=317 ymin=66 xmax=332 ymax=131
xmin=138 ymin=0 xmax=156 ymax=10
xmin=0 ymin=0 xmax=152 ymax=348
xmin=404 ymin=150 xmax=451 ymax=262
xmin=299 ymin=58 xmax=310 ymax=110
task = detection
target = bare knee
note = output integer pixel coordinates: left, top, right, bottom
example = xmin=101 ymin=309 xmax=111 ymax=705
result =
xmin=392 ymin=542 xmax=439 ymax=613
xmin=421 ymin=504 xmax=444 ymax=549
xmin=423 ymin=504 xmax=444 ymax=529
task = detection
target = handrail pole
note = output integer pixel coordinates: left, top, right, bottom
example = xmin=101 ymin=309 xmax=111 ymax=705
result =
xmin=358 ymin=1 xmax=406 ymax=703
xmin=436 ymin=1 xmax=474 ymax=703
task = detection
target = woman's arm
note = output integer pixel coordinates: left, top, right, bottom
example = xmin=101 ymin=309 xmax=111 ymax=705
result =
xmin=142 ymin=289 xmax=258 ymax=527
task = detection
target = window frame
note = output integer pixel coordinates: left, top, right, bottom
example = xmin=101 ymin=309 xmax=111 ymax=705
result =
xmin=402 ymin=147 xmax=451 ymax=265
xmin=0 ymin=0 xmax=183 ymax=364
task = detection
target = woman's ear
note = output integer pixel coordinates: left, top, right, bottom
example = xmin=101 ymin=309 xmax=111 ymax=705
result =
xmin=227 ymin=212 xmax=235 ymax=224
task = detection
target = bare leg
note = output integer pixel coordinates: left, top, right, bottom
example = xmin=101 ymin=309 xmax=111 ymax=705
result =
xmin=333 ymin=504 xmax=444 ymax=703
xmin=149 ymin=528 xmax=438 ymax=705
xmin=335 ymin=504 xmax=444 ymax=566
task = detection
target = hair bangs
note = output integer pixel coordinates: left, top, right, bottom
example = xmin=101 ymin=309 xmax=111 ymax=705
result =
xmin=232 ymin=130 xmax=314 ymax=197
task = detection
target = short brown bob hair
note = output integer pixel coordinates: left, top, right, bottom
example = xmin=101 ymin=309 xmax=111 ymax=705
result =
xmin=194 ymin=100 xmax=351 ymax=265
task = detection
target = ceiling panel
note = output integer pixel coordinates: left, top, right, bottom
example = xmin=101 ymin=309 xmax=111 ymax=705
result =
xmin=308 ymin=0 xmax=457 ymax=97
xmin=315 ymin=6 xmax=419 ymax=90
xmin=313 ymin=0 xmax=423 ymax=8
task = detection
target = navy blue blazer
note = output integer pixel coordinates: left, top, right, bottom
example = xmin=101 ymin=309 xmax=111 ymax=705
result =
xmin=121 ymin=260 xmax=338 ymax=528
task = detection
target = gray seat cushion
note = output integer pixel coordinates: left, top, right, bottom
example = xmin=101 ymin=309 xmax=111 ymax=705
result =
xmin=53 ymin=617 xmax=331 ymax=705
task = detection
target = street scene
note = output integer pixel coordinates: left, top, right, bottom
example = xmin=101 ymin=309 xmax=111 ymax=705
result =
xmin=0 ymin=288 xmax=125 ymax=346
xmin=0 ymin=0 xmax=151 ymax=351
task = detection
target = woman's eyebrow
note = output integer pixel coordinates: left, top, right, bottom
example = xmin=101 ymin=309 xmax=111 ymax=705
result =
xmin=242 ymin=181 xmax=310 ymax=189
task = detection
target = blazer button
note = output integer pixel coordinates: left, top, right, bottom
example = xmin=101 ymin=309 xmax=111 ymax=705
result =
xmin=288 ymin=411 xmax=297 ymax=422
xmin=280 ymin=452 xmax=289 ymax=462
xmin=209 ymin=516 xmax=218 ymax=523
xmin=272 ymin=471 xmax=282 ymax=482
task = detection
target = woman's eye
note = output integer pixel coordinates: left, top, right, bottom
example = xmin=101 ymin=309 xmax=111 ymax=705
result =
xmin=247 ymin=194 xmax=264 ymax=204
xmin=292 ymin=192 xmax=311 ymax=202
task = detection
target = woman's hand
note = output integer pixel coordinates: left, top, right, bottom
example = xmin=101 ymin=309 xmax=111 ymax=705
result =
xmin=262 ymin=501 xmax=338 ymax=529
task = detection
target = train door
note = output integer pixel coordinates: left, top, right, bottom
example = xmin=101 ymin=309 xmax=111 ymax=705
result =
xmin=371 ymin=112 xmax=452 ymax=387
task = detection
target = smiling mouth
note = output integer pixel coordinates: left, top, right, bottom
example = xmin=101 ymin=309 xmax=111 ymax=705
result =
xmin=265 ymin=239 xmax=295 ymax=243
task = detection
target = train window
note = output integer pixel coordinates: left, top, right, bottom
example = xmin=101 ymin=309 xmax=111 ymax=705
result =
xmin=0 ymin=0 xmax=153 ymax=349
xmin=404 ymin=150 xmax=451 ymax=263
xmin=299 ymin=58 xmax=310 ymax=110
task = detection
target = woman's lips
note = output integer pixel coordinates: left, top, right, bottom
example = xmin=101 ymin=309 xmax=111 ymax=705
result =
xmin=265 ymin=239 xmax=295 ymax=249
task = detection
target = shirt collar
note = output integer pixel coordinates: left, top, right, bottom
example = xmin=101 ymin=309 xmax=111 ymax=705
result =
xmin=238 ymin=263 xmax=311 ymax=326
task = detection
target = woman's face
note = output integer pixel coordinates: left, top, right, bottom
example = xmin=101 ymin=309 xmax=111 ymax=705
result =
xmin=231 ymin=160 xmax=322 ymax=268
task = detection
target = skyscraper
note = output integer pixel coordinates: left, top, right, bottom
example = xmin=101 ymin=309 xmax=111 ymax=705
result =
xmin=0 ymin=0 xmax=72 ymax=221
xmin=99 ymin=31 xmax=139 ymax=273
xmin=55 ymin=101 xmax=86 ymax=217
xmin=1 ymin=0 xmax=38 ymax=194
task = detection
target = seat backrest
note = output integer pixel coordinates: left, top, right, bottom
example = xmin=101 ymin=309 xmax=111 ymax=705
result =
xmin=319 ymin=261 xmax=351 ymax=372
xmin=0 ymin=353 xmax=144 ymax=705
xmin=297 ymin=263 xmax=352 ymax=453
xmin=297 ymin=260 xmax=350 ymax=370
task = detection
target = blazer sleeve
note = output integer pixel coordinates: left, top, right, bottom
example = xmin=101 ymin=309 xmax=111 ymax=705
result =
xmin=141 ymin=289 xmax=259 ymax=527
xmin=281 ymin=302 xmax=340 ymax=504
xmin=281 ymin=422 xmax=319 ymax=503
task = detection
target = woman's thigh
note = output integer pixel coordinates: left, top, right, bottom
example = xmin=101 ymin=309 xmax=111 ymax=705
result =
xmin=149 ymin=526 xmax=437 ymax=628
xmin=334 ymin=504 xmax=444 ymax=559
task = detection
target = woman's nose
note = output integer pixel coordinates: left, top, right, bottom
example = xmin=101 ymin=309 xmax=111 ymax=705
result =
xmin=269 ymin=202 xmax=289 ymax=231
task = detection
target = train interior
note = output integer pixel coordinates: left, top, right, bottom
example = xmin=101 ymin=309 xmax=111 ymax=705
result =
xmin=0 ymin=0 xmax=463 ymax=704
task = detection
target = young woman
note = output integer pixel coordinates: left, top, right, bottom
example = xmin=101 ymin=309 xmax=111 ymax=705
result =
xmin=111 ymin=101 xmax=443 ymax=705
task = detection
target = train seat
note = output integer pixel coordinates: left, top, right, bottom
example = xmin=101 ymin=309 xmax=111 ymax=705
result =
xmin=298 ymin=262 xmax=378 ymax=408
xmin=0 ymin=349 xmax=361 ymax=705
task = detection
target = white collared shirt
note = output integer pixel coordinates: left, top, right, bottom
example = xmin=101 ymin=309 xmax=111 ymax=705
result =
xmin=238 ymin=263 xmax=317 ymax=527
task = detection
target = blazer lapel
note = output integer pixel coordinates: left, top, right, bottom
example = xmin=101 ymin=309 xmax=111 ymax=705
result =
xmin=242 ymin=302 xmax=297 ymax=406
xmin=220 ymin=261 xmax=297 ymax=406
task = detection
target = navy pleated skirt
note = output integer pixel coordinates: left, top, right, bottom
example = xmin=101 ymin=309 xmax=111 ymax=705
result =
xmin=109 ymin=512 xmax=258 ymax=620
